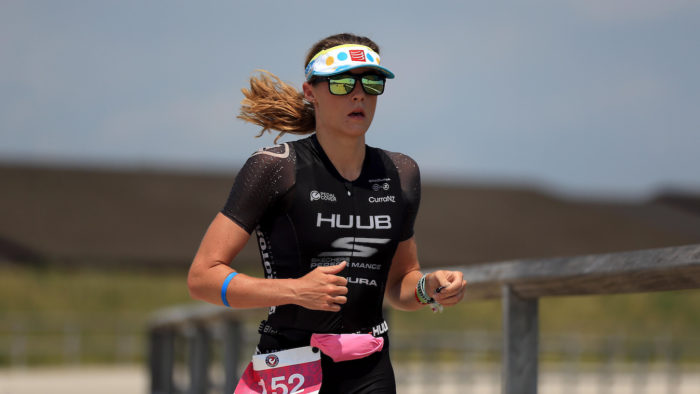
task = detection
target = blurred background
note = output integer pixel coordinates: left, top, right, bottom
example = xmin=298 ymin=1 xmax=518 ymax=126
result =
xmin=1 ymin=1 xmax=699 ymax=393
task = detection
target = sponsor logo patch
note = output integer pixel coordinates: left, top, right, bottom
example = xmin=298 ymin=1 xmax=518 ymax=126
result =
xmin=310 ymin=257 xmax=347 ymax=267
xmin=310 ymin=190 xmax=337 ymax=202
xmin=351 ymin=262 xmax=382 ymax=271
xmin=372 ymin=183 xmax=390 ymax=192
xmin=349 ymin=49 xmax=366 ymax=62
xmin=346 ymin=277 xmax=378 ymax=287
xmin=256 ymin=226 xmax=277 ymax=315
xmin=319 ymin=237 xmax=391 ymax=258
xmin=265 ymin=354 xmax=279 ymax=368
xmin=371 ymin=321 xmax=389 ymax=336
xmin=368 ymin=195 xmax=396 ymax=203
xmin=316 ymin=213 xmax=391 ymax=229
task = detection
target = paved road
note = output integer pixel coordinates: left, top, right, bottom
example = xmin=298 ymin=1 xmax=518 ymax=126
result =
xmin=2 ymin=364 xmax=700 ymax=394
xmin=0 ymin=366 xmax=147 ymax=394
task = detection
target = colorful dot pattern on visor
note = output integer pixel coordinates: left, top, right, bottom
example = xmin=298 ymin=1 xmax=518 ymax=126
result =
xmin=305 ymin=44 xmax=395 ymax=81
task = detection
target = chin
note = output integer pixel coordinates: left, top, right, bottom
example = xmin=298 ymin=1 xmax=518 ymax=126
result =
xmin=341 ymin=127 xmax=370 ymax=138
xmin=344 ymin=121 xmax=373 ymax=135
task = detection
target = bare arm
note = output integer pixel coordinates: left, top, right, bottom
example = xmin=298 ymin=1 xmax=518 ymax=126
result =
xmin=385 ymin=237 xmax=467 ymax=311
xmin=385 ymin=237 xmax=424 ymax=310
xmin=187 ymin=212 xmax=348 ymax=311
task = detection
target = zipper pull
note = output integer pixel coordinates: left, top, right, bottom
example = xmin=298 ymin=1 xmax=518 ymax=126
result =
xmin=344 ymin=182 xmax=352 ymax=197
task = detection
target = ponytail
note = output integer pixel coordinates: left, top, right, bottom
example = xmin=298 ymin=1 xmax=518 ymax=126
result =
xmin=237 ymin=70 xmax=315 ymax=143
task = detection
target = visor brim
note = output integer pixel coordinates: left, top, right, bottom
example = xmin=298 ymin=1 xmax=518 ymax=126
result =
xmin=308 ymin=64 xmax=395 ymax=80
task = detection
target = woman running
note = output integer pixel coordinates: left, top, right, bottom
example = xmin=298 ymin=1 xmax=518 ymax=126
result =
xmin=188 ymin=33 xmax=467 ymax=394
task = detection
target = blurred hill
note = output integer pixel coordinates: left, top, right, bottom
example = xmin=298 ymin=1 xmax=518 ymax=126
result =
xmin=1 ymin=164 xmax=699 ymax=270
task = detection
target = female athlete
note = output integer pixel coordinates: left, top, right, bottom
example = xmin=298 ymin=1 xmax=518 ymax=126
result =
xmin=188 ymin=33 xmax=467 ymax=393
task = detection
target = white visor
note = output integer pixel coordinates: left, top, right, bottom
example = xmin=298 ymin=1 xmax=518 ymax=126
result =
xmin=305 ymin=44 xmax=395 ymax=81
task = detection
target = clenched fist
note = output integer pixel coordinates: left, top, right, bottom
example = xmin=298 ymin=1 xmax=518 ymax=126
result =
xmin=293 ymin=261 xmax=349 ymax=312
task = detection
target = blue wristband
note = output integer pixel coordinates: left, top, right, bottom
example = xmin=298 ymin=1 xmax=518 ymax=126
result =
xmin=220 ymin=272 xmax=238 ymax=307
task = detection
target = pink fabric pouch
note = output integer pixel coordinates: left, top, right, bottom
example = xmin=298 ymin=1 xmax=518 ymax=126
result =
xmin=310 ymin=333 xmax=384 ymax=362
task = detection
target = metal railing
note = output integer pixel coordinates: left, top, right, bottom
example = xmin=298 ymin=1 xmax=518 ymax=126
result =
xmin=453 ymin=243 xmax=700 ymax=393
xmin=148 ymin=243 xmax=700 ymax=394
xmin=1 ymin=311 xmax=145 ymax=366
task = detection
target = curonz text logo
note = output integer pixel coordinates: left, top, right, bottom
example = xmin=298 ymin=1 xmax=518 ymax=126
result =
xmin=310 ymin=190 xmax=337 ymax=202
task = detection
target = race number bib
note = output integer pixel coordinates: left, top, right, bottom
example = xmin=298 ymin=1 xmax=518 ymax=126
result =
xmin=234 ymin=346 xmax=322 ymax=394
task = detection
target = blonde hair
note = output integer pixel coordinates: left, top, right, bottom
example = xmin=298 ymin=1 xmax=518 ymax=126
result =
xmin=237 ymin=70 xmax=315 ymax=143
xmin=237 ymin=33 xmax=381 ymax=143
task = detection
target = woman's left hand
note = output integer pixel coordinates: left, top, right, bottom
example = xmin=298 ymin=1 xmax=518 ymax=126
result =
xmin=425 ymin=270 xmax=467 ymax=307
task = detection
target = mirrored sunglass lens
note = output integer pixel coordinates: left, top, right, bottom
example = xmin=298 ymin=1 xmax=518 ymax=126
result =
xmin=329 ymin=77 xmax=356 ymax=95
xmin=362 ymin=77 xmax=385 ymax=95
xmin=362 ymin=74 xmax=383 ymax=81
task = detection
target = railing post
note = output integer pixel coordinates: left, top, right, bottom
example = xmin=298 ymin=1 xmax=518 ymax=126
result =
xmin=188 ymin=324 xmax=211 ymax=394
xmin=223 ymin=319 xmax=243 ymax=394
xmin=149 ymin=328 xmax=175 ymax=394
xmin=502 ymin=284 xmax=539 ymax=394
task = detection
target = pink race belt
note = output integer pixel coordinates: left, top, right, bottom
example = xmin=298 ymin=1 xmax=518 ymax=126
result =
xmin=234 ymin=333 xmax=384 ymax=393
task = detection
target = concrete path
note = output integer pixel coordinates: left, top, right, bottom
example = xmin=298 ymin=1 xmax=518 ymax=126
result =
xmin=0 ymin=366 xmax=147 ymax=394
xmin=2 ymin=364 xmax=700 ymax=394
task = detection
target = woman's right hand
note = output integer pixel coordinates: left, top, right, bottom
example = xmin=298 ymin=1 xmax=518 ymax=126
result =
xmin=293 ymin=261 xmax=349 ymax=312
xmin=189 ymin=214 xmax=350 ymax=310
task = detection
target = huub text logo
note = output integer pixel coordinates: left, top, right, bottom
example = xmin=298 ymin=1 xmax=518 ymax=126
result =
xmin=316 ymin=213 xmax=391 ymax=229
xmin=310 ymin=190 xmax=337 ymax=202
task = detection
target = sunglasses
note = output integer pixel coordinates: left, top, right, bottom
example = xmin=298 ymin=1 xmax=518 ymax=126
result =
xmin=312 ymin=72 xmax=386 ymax=96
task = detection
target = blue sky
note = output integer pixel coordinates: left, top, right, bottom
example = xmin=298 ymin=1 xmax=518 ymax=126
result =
xmin=2 ymin=1 xmax=699 ymax=198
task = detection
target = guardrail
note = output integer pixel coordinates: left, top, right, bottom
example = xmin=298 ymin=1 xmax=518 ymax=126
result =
xmin=148 ymin=305 xmax=259 ymax=394
xmin=148 ymin=243 xmax=700 ymax=394
xmin=452 ymin=243 xmax=700 ymax=393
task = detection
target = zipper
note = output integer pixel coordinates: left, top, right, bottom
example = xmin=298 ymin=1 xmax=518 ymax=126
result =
xmin=342 ymin=180 xmax=356 ymax=332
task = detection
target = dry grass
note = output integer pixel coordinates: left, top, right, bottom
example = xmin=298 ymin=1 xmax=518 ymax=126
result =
xmin=1 ymin=164 xmax=699 ymax=270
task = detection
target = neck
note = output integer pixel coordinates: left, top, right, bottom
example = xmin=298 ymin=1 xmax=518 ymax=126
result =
xmin=315 ymin=131 xmax=366 ymax=182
